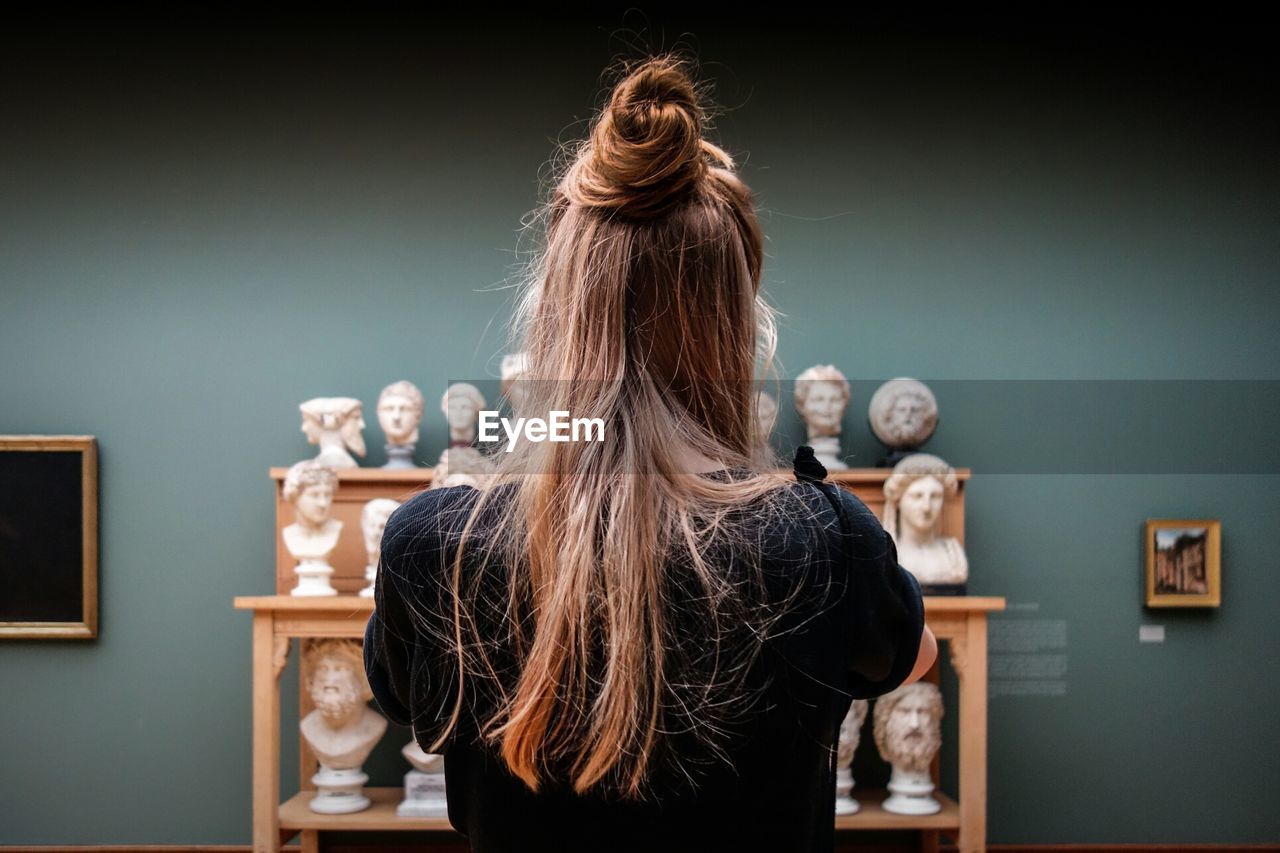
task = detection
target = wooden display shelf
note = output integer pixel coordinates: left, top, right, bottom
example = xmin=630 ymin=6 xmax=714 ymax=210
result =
xmin=834 ymin=788 xmax=960 ymax=831
xmin=280 ymin=787 xmax=455 ymax=832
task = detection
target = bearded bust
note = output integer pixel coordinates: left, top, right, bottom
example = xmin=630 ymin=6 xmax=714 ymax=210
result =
xmin=299 ymin=639 xmax=388 ymax=771
xmin=873 ymin=682 xmax=945 ymax=815
xmin=868 ymin=378 xmax=938 ymax=460
xmin=300 ymin=397 xmax=367 ymax=469
xmin=835 ymin=698 xmax=869 ymax=814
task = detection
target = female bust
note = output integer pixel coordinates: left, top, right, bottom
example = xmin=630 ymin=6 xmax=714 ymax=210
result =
xmin=882 ymin=453 xmax=968 ymax=588
xmin=440 ymin=382 xmax=486 ymax=447
xmin=282 ymin=460 xmax=342 ymax=597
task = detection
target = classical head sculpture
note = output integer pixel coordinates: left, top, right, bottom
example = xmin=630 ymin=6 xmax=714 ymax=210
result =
xmin=500 ymin=352 xmax=531 ymax=414
xmin=868 ymin=378 xmax=938 ymax=450
xmin=432 ymin=447 xmax=490 ymax=489
xmin=882 ymin=453 xmax=958 ymax=544
xmin=303 ymin=638 xmax=373 ymax=730
xmin=873 ymin=682 xmax=944 ymax=774
xmin=377 ymin=381 xmax=425 ymax=446
xmin=300 ymin=397 xmax=367 ymax=468
xmin=361 ymin=498 xmax=401 ymax=566
xmin=794 ymin=364 xmax=851 ymax=439
xmin=441 ymin=382 xmax=486 ymax=446
xmin=836 ymin=698 xmax=870 ymax=770
xmin=755 ymin=390 xmax=778 ymax=445
xmin=283 ymin=460 xmax=340 ymax=529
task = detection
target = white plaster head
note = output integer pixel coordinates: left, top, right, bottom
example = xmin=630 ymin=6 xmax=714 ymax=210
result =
xmin=440 ymin=383 xmax=486 ymax=445
xmin=361 ymin=498 xmax=401 ymax=566
xmin=303 ymin=638 xmax=372 ymax=730
xmin=755 ymin=391 xmax=778 ymax=445
xmin=283 ymin=460 xmax=340 ymax=529
xmin=869 ymin=378 xmax=938 ymax=450
xmin=882 ymin=453 xmax=959 ymax=543
xmin=377 ymin=381 xmax=425 ymax=446
xmin=836 ymin=699 xmax=870 ymax=770
xmin=500 ymin=352 xmax=531 ymax=414
xmin=794 ymin=365 xmax=851 ymax=438
xmin=432 ymin=447 xmax=490 ymax=489
xmin=873 ymin=682 xmax=944 ymax=774
xmin=300 ymin=397 xmax=367 ymax=466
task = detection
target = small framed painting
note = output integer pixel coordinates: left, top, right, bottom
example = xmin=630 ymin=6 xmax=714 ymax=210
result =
xmin=0 ymin=436 xmax=99 ymax=638
xmin=1145 ymin=519 xmax=1221 ymax=608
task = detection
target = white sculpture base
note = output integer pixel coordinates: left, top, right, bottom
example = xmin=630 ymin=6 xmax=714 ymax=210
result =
xmin=359 ymin=564 xmax=376 ymax=598
xmin=834 ymin=766 xmax=861 ymax=815
xmin=881 ymin=766 xmax=941 ymax=815
xmin=808 ymin=435 xmax=848 ymax=471
xmin=397 ymin=769 xmax=449 ymax=817
xmin=309 ymin=765 xmax=371 ymax=814
xmin=291 ymin=560 xmax=338 ymax=597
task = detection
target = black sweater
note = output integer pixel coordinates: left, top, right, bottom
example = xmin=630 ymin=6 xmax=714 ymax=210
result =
xmin=364 ymin=446 xmax=925 ymax=853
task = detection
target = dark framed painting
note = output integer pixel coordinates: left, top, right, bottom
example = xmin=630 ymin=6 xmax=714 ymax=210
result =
xmin=1144 ymin=518 xmax=1221 ymax=608
xmin=0 ymin=436 xmax=99 ymax=638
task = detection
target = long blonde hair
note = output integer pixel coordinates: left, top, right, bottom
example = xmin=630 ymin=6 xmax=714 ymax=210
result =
xmin=421 ymin=53 xmax=808 ymax=800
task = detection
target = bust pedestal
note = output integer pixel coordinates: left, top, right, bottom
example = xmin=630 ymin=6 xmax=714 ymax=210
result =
xmin=308 ymin=765 xmax=371 ymax=814
xmin=881 ymin=766 xmax=941 ymax=815
xmin=834 ymin=766 xmax=861 ymax=815
xmin=383 ymin=444 xmax=416 ymax=470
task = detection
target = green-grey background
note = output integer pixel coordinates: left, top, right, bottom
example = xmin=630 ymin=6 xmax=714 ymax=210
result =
xmin=2 ymin=13 xmax=1277 ymax=844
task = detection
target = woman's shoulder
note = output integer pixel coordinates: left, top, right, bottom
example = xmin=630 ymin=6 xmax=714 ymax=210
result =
xmin=785 ymin=479 xmax=890 ymax=560
xmin=381 ymin=483 xmax=505 ymax=575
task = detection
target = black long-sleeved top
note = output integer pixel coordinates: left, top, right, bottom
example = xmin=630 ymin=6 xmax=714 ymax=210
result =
xmin=364 ymin=446 xmax=924 ymax=853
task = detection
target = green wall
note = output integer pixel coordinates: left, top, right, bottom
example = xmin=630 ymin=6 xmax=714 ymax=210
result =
xmin=2 ymin=15 xmax=1277 ymax=844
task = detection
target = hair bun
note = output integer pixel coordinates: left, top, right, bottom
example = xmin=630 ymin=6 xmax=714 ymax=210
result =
xmin=572 ymin=55 xmax=732 ymax=220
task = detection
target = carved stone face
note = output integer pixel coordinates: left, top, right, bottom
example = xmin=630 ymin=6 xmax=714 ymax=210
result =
xmin=447 ymin=394 xmax=478 ymax=433
xmin=361 ymin=499 xmax=399 ymax=563
xmin=882 ymin=692 xmax=941 ymax=770
xmin=888 ymin=393 xmax=928 ymax=442
xmin=378 ymin=394 xmax=419 ymax=445
xmin=301 ymin=417 xmax=322 ymax=444
xmin=899 ymin=475 xmax=944 ymax=536
xmin=310 ymin=656 xmax=364 ymax=727
xmin=800 ymin=380 xmax=846 ymax=434
xmin=296 ymin=482 xmax=335 ymax=527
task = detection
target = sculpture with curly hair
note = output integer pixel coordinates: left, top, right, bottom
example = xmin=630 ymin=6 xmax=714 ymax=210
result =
xmin=882 ymin=453 xmax=968 ymax=589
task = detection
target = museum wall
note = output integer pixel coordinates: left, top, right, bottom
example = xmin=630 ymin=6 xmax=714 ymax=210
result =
xmin=1 ymin=14 xmax=1277 ymax=844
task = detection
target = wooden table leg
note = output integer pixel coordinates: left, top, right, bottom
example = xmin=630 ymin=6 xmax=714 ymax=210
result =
xmin=300 ymin=829 xmax=319 ymax=853
xmin=956 ymin=613 xmax=989 ymax=853
xmin=253 ymin=613 xmax=281 ymax=853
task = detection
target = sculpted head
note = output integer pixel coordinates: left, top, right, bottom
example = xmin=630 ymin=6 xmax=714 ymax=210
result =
xmin=377 ymin=381 xmax=425 ymax=446
xmin=303 ymin=639 xmax=372 ymax=729
xmin=283 ymin=460 xmax=339 ymax=528
xmin=794 ymin=365 xmax=851 ymax=437
xmin=873 ymin=682 xmax=944 ymax=773
xmin=441 ymin=383 xmax=486 ymax=442
xmin=361 ymin=498 xmax=401 ymax=564
xmin=836 ymin=699 xmax=870 ymax=769
xmin=300 ymin=397 xmax=367 ymax=458
xmin=500 ymin=352 xmax=531 ymax=414
xmin=882 ymin=453 xmax=958 ymax=541
xmin=869 ymin=378 xmax=938 ymax=449
xmin=755 ymin=391 xmax=778 ymax=444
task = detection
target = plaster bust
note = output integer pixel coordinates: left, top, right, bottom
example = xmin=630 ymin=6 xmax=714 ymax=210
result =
xmin=868 ymin=378 xmax=938 ymax=452
xmin=873 ymin=682 xmax=945 ymax=815
xmin=441 ymin=382 xmax=486 ymax=447
xmin=358 ymin=498 xmax=401 ymax=598
xmin=377 ymin=380 xmax=425 ymax=446
xmin=282 ymin=460 xmax=342 ymax=596
xmin=755 ymin=390 xmax=778 ymax=446
xmin=432 ymin=446 xmax=490 ymax=489
xmin=794 ymin=364 xmax=851 ymax=470
xmin=300 ymin=397 xmax=367 ymax=469
xmin=299 ymin=639 xmax=388 ymax=771
xmin=402 ymin=739 xmax=446 ymax=774
xmin=882 ymin=453 xmax=968 ymax=587
xmin=500 ymin=352 xmax=531 ymax=415
xmin=835 ymin=698 xmax=870 ymax=815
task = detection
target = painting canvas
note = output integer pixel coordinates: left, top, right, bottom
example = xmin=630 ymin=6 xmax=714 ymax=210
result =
xmin=1145 ymin=518 xmax=1221 ymax=608
xmin=0 ymin=436 xmax=98 ymax=638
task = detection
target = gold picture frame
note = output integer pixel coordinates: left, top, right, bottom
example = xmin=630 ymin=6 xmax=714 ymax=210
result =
xmin=0 ymin=435 xmax=99 ymax=639
xmin=1144 ymin=518 xmax=1221 ymax=608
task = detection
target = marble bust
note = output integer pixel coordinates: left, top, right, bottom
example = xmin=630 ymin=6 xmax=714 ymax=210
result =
xmin=398 ymin=739 xmax=448 ymax=817
xmin=868 ymin=378 xmax=938 ymax=465
xmin=441 ymin=382 xmax=486 ymax=447
xmin=882 ymin=453 xmax=968 ymax=590
xmin=300 ymin=397 xmax=367 ymax=469
xmin=500 ymin=351 xmax=531 ymax=415
xmin=358 ymin=498 xmax=401 ymax=598
xmin=835 ymin=699 xmax=870 ymax=815
xmin=432 ymin=446 xmax=490 ymax=489
xmin=282 ymin=460 xmax=342 ymax=597
xmin=794 ymin=364 xmax=851 ymax=470
xmin=377 ymin=380 xmax=425 ymax=470
xmin=873 ymin=682 xmax=944 ymax=815
xmin=300 ymin=639 xmax=388 ymax=814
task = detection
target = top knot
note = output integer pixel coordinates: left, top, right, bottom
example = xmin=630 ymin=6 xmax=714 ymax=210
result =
xmin=567 ymin=55 xmax=734 ymax=220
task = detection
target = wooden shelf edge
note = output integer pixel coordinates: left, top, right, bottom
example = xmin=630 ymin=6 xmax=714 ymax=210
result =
xmin=234 ymin=595 xmax=377 ymax=611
